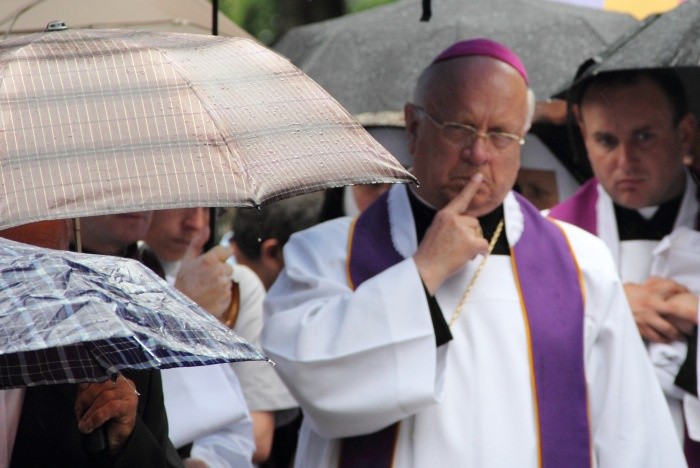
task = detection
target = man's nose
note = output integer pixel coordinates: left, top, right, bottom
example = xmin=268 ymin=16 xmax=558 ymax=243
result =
xmin=616 ymin=143 xmax=639 ymax=167
xmin=460 ymin=136 xmax=491 ymax=166
xmin=184 ymin=208 xmax=209 ymax=230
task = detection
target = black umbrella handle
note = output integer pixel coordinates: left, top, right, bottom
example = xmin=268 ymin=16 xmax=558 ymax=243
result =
xmin=420 ymin=0 xmax=432 ymax=21
xmin=82 ymin=426 xmax=109 ymax=455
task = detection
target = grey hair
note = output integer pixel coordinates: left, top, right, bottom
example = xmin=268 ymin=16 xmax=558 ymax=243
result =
xmin=523 ymin=88 xmax=536 ymax=134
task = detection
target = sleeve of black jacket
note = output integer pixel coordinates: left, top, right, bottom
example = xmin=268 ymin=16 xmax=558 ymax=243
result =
xmin=110 ymin=369 xmax=184 ymax=468
xmin=11 ymin=369 xmax=184 ymax=468
xmin=423 ymin=282 xmax=452 ymax=347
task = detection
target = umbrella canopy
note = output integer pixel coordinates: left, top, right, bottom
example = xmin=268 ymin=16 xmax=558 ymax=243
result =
xmin=0 ymin=28 xmax=414 ymax=230
xmin=560 ymin=1 xmax=700 ymax=117
xmin=273 ymin=0 xmax=639 ymax=114
xmin=0 ymin=0 xmax=250 ymax=38
xmin=0 ymin=236 xmax=266 ymax=389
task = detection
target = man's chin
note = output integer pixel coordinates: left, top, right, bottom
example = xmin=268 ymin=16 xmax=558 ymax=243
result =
xmin=612 ymin=190 xmax=653 ymax=210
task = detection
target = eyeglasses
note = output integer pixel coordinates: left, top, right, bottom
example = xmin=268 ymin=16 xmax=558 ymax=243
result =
xmin=412 ymin=105 xmax=525 ymax=151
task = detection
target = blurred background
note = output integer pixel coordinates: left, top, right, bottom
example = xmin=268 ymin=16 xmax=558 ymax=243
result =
xmin=1 ymin=0 xmax=686 ymax=46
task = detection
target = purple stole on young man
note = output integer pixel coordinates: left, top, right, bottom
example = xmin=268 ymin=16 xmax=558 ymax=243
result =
xmin=548 ymin=178 xmax=599 ymax=235
xmin=552 ymin=178 xmax=700 ymax=465
xmin=339 ymin=190 xmax=592 ymax=468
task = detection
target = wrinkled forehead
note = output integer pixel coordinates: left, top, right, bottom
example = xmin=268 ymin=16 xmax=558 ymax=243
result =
xmin=419 ymin=57 xmax=530 ymax=120
xmin=424 ymin=57 xmax=526 ymax=95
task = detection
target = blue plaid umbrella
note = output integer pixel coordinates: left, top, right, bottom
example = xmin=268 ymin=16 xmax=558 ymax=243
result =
xmin=0 ymin=237 xmax=266 ymax=389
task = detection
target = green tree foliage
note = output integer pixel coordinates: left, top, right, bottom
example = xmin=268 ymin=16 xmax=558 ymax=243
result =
xmin=219 ymin=0 xmax=397 ymax=44
xmin=219 ymin=0 xmax=277 ymax=44
xmin=347 ymin=0 xmax=397 ymax=13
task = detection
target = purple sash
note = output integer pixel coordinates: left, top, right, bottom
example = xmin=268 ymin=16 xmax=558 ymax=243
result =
xmin=341 ymin=190 xmax=591 ymax=467
xmin=340 ymin=191 xmax=402 ymax=468
xmin=548 ymin=178 xmax=599 ymax=235
xmin=512 ymin=192 xmax=591 ymax=467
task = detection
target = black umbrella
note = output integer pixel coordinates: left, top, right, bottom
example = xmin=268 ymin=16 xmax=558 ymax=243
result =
xmin=552 ymin=1 xmax=699 ymax=178
xmin=273 ymin=0 xmax=639 ymax=114
xmin=561 ymin=0 xmax=700 ymax=118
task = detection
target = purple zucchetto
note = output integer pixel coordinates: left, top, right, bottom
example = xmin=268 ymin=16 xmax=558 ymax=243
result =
xmin=432 ymin=38 xmax=529 ymax=85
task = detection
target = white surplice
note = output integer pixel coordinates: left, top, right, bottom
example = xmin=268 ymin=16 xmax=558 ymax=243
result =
xmin=592 ymin=172 xmax=700 ymax=442
xmin=650 ymin=226 xmax=700 ymax=442
xmin=262 ymin=184 xmax=684 ymax=468
xmin=162 ymin=364 xmax=255 ymax=467
xmin=156 ymin=257 xmax=256 ymax=468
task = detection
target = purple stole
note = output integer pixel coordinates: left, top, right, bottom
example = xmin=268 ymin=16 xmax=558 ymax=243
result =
xmin=340 ymin=190 xmax=591 ymax=468
xmin=548 ymin=178 xmax=599 ymax=235
xmin=551 ymin=179 xmax=700 ymax=466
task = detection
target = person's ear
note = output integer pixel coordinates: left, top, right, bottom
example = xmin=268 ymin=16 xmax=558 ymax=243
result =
xmin=404 ymin=103 xmax=420 ymax=154
xmin=677 ymin=112 xmax=697 ymax=155
xmin=260 ymin=238 xmax=283 ymax=269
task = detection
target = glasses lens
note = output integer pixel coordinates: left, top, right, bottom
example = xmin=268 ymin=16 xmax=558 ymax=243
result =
xmin=442 ymin=123 xmax=477 ymax=146
xmin=489 ymin=133 xmax=518 ymax=150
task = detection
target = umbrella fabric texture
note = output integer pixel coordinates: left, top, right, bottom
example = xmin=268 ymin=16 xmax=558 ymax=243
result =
xmin=561 ymin=1 xmax=700 ymax=116
xmin=0 ymin=28 xmax=414 ymax=230
xmin=0 ymin=236 xmax=266 ymax=389
xmin=273 ymin=0 xmax=639 ymax=114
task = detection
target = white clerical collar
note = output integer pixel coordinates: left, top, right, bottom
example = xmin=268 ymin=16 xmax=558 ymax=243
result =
xmin=637 ymin=206 xmax=659 ymax=220
xmin=160 ymin=259 xmax=181 ymax=280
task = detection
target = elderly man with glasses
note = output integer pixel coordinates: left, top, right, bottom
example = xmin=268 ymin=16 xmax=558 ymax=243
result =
xmin=261 ymin=38 xmax=683 ymax=467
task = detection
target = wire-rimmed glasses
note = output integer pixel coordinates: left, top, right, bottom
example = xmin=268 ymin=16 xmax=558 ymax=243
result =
xmin=412 ymin=105 xmax=525 ymax=151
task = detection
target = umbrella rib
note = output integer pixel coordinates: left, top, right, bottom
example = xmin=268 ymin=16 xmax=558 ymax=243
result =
xmin=150 ymin=43 xmax=243 ymax=202
xmin=670 ymin=25 xmax=700 ymax=66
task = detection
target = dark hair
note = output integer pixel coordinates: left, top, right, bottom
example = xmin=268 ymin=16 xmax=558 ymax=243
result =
xmin=232 ymin=191 xmax=324 ymax=261
xmin=574 ymin=69 xmax=689 ymax=125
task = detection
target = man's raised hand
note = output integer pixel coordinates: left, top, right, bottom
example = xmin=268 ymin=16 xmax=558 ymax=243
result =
xmin=414 ymin=174 xmax=489 ymax=294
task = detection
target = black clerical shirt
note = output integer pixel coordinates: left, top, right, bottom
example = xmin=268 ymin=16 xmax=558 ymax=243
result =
xmin=614 ymin=194 xmax=681 ymax=241
xmin=407 ymin=188 xmax=508 ymax=346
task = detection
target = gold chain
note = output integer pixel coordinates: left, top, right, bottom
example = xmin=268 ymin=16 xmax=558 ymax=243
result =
xmin=448 ymin=219 xmax=504 ymax=327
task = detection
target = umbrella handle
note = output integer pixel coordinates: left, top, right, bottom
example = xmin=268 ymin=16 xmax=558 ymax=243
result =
xmin=220 ymin=280 xmax=241 ymax=328
xmin=81 ymin=426 xmax=109 ymax=455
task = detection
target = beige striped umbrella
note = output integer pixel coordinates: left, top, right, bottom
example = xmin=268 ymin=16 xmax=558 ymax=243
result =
xmin=0 ymin=27 xmax=414 ymax=230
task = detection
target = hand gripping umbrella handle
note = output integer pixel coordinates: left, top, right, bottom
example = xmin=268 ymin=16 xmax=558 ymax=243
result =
xmin=81 ymin=426 xmax=109 ymax=455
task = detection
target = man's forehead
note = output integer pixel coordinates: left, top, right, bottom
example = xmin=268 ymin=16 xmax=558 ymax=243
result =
xmin=582 ymin=76 xmax=668 ymax=106
xmin=427 ymin=57 xmax=526 ymax=94
xmin=583 ymin=105 xmax=673 ymax=136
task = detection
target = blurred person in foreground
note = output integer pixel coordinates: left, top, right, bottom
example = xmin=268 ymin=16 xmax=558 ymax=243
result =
xmin=261 ymin=38 xmax=684 ymax=467
xmin=548 ymin=69 xmax=700 ymax=461
xmin=143 ymin=208 xmax=284 ymax=466
xmin=139 ymin=207 xmax=256 ymax=467
xmin=2 ymin=217 xmax=184 ymax=467
xmin=227 ymin=191 xmax=324 ymax=468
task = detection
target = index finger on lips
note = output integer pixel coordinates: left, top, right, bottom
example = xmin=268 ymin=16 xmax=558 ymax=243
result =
xmin=443 ymin=173 xmax=483 ymax=215
xmin=183 ymin=227 xmax=211 ymax=261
